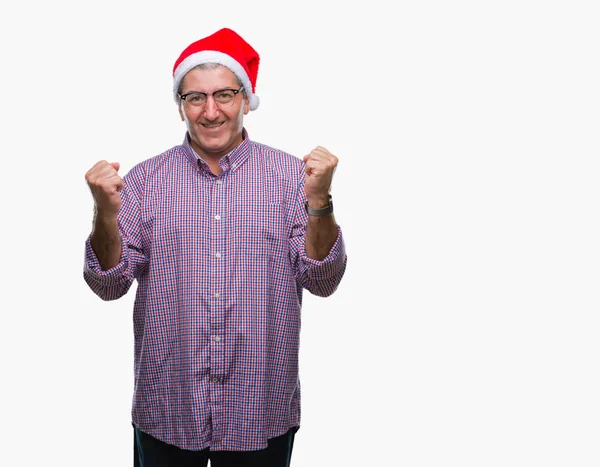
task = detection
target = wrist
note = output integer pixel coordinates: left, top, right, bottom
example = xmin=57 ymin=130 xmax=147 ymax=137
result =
xmin=305 ymin=194 xmax=333 ymax=217
xmin=94 ymin=205 xmax=119 ymax=223
xmin=306 ymin=194 xmax=330 ymax=209
xmin=93 ymin=209 xmax=119 ymax=235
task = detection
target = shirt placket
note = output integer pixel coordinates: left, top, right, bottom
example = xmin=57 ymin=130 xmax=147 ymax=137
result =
xmin=208 ymin=173 xmax=227 ymax=445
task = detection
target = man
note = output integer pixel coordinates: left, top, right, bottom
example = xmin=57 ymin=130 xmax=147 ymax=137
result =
xmin=84 ymin=28 xmax=347 ymax=467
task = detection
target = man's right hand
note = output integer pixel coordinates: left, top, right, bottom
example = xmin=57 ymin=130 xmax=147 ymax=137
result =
xmin=86 ymin=161 xmax=124 ymax=270
xmin=85 ymin=161 xmax=123 ymax=218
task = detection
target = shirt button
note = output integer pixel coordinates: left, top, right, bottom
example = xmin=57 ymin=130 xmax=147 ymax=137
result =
xmin=214 ymin=214 xmax=221 ymax=220
xmin=212 ymin=377 xmax=220 ymax=383
xmin=214 ymin=292 xmax=220 ymax=298
xmin=216 ymin=179 xmax=223 ymax=185
xmin=213 ymin=336 xmax=221 ymax=343
xmin=215 ymin=252 xmax=221 ymax=259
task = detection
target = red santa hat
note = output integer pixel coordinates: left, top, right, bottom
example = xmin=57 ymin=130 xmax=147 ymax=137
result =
xmin=172 ymin=28 xmax=260 ymax=111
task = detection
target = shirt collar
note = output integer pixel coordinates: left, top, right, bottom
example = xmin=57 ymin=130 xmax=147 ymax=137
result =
xmin=182 ymin=128 xmax=251 ymax=175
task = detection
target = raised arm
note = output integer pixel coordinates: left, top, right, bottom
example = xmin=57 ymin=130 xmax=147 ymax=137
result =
xmin=288 ymin=146 xmax=347 ymax=297
xmin=85 ymin=161 xmax=123 ymax=270
xmin=83 ymin=160 xmax=148 ymax=301
xmin=303 ymin=146 xmax=339 ymax=261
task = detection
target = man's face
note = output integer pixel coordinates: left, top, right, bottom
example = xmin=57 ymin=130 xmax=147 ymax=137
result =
xmin=178 ymin=66 xmax=249 ymax=160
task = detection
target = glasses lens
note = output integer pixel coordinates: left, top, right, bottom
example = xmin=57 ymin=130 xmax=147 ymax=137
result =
xmin=186 ymin=93 xmax=207 ymax=106
xmin=214 ymin=90 xmax=235 ymax=106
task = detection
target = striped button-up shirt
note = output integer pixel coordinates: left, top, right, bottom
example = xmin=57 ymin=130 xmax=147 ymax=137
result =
xmin=83 ymin=130 xmax=347 ymax=451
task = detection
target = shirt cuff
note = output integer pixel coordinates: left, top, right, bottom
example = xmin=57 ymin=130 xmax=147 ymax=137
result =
xmin=83 ymin=234 xmax=129 ymax=288
xmin=300 ymin=226 xmax=346 ymax=280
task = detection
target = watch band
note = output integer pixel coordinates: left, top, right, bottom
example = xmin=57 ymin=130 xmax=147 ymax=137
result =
xmin=305 ymin=195 xmax=333 ymax=216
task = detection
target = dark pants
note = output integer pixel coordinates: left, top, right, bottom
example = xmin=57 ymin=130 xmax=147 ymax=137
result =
xmin=134 ymin=426 xmax=298 ymax=467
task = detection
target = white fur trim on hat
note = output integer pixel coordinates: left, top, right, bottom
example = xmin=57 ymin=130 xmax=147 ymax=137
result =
xmin=173 ymin=50 xmax=259 ymax=111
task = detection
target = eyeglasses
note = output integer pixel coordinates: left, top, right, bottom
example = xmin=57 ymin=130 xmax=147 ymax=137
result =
xmin=179 ymin=86 xmax=244 ymax=108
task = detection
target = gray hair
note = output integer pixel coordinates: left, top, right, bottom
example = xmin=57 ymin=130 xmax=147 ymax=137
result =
xmin=177 ymin=63 xmax=246 ymax=101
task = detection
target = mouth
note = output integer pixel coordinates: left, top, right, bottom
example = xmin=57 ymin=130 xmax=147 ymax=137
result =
xmin=202 ymin=122 xmax=224 ymax=129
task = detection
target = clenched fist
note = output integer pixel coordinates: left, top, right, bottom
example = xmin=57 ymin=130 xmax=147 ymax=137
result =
xmin=85 ymin=161 xmax=123 ymax=218
xmin=302 ymin=146 xmax=338 ymax=206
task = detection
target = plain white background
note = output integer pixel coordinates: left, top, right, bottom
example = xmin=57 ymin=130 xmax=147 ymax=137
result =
xmin=1 ymin=0 xmax=599 ymax=465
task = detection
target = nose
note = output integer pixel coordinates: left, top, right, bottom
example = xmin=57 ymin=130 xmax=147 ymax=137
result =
xmin=203 ymin=95 xmax=220 ymax=119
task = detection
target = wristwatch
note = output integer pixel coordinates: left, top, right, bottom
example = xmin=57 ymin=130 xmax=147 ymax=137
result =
xmin=305 ymin=195 xmax=333 ymax=216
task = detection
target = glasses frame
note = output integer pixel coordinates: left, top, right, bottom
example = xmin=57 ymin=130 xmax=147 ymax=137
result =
xmin=178 ymin=86 xmax=245 ymax=107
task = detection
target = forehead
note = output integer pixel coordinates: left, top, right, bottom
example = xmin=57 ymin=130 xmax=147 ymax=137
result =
xmin=180 ymin=65 xmax=239 ymax=92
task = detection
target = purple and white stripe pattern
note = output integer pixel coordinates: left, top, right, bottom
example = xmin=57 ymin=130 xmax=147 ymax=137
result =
xmin=83 ymin=130 xmax=347 ymax=451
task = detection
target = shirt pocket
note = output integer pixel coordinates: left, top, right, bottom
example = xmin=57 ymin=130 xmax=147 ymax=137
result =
xmin=233 ymin=201 xmax=287 ymax=257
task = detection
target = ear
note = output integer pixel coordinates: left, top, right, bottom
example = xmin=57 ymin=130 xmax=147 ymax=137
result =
xmin=243 ymin=95 xmax=250 ymax=116
xmin=178 ymin=103 xmax=185 ymax=121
